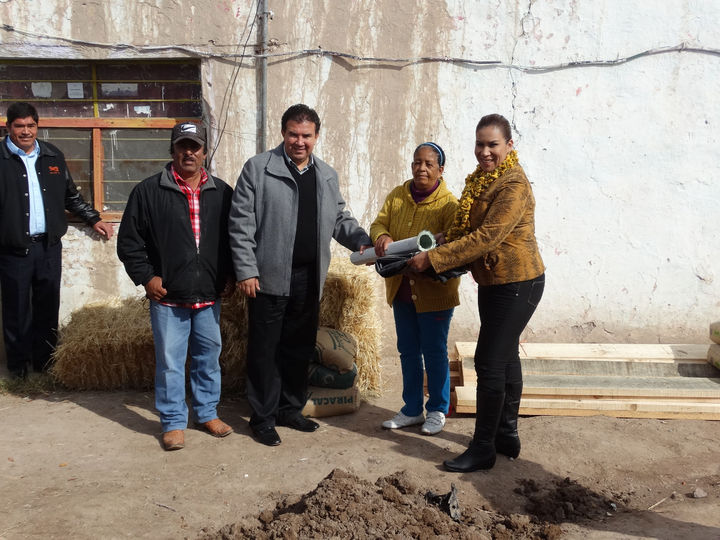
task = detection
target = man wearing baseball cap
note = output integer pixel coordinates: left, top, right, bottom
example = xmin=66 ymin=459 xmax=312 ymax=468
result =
xmin=118 ymin=122 xmax=235 ymax=451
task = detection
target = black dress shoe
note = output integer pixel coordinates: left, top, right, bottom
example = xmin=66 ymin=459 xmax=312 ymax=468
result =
xmin=253 ymin=426 xmax=281 ymax=446
xmin=277 ymin=415 xmax=319 ymax=432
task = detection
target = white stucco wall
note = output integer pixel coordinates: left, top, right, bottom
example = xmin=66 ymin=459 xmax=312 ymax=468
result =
xmin=1 ymin=0 xmax=718 ymax=342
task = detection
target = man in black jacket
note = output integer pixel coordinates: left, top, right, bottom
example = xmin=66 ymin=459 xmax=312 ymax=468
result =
xmin=117 ymin=122 xmax=234 ymax=451
xmin=0 ymin=102 xmax=113 ymax=379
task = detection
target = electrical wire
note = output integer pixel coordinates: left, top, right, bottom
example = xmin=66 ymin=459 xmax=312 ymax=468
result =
xmin=208 ymin=0 xmax=259 ymax=163
xmin=1 ymin=23 xmax=718 ymax=72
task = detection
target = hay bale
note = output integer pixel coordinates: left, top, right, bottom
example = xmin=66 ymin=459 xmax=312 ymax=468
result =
xmin=320 ymin=259 xmax=382 ymax=394
xmin=52 ymin=259 xmax=382 ymax=393
xmin=51 ymin=297 xmax=155 ymax=390
xmin=52 ymin=295 xmax=249 ymax=391
xmin=217 ymin=292 xmax=249 ymax=391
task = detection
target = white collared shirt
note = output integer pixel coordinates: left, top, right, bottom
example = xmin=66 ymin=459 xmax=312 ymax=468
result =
xmin=5 ymin=136 xmax=46 ymax=234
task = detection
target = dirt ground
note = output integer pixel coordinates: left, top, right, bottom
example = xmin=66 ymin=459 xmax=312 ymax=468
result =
xmin=1 ymin=341 xmax=719 ymax=540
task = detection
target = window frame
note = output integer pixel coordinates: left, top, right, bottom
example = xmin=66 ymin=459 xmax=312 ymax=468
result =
xmin=40 ymin=117 xmax=198 ymax=222
xmin=1 ymin=59 xmax=203 ymax=221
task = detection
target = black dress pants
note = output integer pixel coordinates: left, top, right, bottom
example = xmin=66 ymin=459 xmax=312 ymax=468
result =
xmin=246 ymin=265 xmax=319 ymax=430
xmin=0 ymin=239 xmax=62 ymax=377
xmin=474 ymin=274 xmax=545 ymax=393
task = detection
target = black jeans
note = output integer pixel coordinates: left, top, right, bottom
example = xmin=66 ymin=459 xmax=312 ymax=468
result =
xmin=245 ymin=265 xmax=319 ymax=430
xmin=474 ymin=274 xmax=545 ymax=393
xmin=0 ymin=240 xmax=62 ymax=376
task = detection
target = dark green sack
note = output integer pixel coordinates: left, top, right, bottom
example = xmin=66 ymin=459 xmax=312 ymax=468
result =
xmin=308 ymin=362 xmax=358 ymax=389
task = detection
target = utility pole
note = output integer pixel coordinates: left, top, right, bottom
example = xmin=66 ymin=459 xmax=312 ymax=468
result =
xmin=257 ymin=0 xmax=270 ymax=154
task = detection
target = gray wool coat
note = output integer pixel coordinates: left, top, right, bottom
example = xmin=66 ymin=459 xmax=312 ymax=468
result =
xmin=229 ymin=144 xmax=371 ymax=298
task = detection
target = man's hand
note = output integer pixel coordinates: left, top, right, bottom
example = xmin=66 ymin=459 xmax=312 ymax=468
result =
xmin=434 ymin=232 xmax=446 ymax=245
xmin=93 ymin=221 xmax=114 ymax=239
xmin=407 ymin=251 xmax=431 ymax=272
xmin=374 ymin=235 xmax=392 ymax=257
xmin=237 ymin=277 xmax=260 ymax=298
xmin=144 ymin=276 xmax=167 ymax=302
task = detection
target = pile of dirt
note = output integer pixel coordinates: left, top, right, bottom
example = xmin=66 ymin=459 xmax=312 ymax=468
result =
xmin=515 ymin=477 xmax=628 ymax=523
xmin=200 ymin=469 xmax=564 ymax=539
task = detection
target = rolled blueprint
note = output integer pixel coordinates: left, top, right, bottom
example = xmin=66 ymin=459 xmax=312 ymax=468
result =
xmin=350 ymin=230 xmax=436 ymax=265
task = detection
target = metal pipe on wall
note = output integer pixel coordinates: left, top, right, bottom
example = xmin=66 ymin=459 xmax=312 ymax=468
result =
xmin=257 ymin=0 xmax=269 ymax=154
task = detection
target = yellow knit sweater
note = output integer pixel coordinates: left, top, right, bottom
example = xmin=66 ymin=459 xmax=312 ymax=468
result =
xmin=370 ymin=179 xmax=460 ymax=313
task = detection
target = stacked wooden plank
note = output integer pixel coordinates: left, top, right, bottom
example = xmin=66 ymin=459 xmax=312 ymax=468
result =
xmin=709 ymin=321 xmax=720 ymax=370
xmin=452 ymin=342 xmax=720 ymax=420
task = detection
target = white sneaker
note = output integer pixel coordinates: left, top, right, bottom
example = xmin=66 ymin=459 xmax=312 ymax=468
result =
xmin=421 ymin=411 xmax=446 ymax=435
xmin=382 ymin=411 xmax=425 ymax=429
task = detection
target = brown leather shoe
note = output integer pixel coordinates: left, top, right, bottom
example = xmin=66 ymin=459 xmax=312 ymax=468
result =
xmin=162 ymin=429 xmax=185 ymax=451
xmin=202 ymin=418 xmax=234 ymax=438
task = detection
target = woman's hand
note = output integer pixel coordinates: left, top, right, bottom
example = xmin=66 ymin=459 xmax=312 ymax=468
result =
xmin=374 ymin=234 xmax=393 ymax=257
xmin=407 ymin=251 xmax=431 ymax=272
xmin=434 ymin=232 xmax=446 ymax=245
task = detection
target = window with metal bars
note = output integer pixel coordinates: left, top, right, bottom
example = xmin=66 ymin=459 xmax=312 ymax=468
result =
xmin=0 ymin=59 xmax=203 ymax=219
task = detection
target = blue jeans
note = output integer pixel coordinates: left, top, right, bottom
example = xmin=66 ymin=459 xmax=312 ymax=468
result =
xmin=393 ymin=301 xmax=454 ymax=416
xmin=150 ymin=301 xmax=222 ymax=432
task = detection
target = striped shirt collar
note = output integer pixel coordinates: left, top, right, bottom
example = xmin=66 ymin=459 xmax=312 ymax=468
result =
xmin=282 ymin=146 xmax=314 ymax=175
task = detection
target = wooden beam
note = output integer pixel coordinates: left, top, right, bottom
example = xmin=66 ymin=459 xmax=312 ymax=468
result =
xmin=455 ymin=342 xmax=475 ymax=361
xmin=424 ymin=366 xmax=461 ymax=396
xmin=461 ymin=355 xmax=476 ymax=387
xmin=521 ymin=374 xmax=720 ymax=399
xmin=452 ymin=343 xmax=720 ymax=420
xmin=98 ymin=211 xmax=123 ymax=222
xmin=456 ymin=342 xmax=712 ymax=361
xmin=519 ymin=397 xmax=720 ymax=420
xmin=91 ymin=128 xmax=104 ymax=211
xmin=454 ymin=342 xmax=719 ymax=379
xmin=453 ymin=386 xmax=720 ymax=420
xmin=515 ymin=410 xmax=720 ymax=421
xmin=39 ymin=118 xmax=197 ymax=129
xmin=519 ymin=343 xmax=710 ymax=360
xmin=523 ymin=358 xmax=716 ymax=378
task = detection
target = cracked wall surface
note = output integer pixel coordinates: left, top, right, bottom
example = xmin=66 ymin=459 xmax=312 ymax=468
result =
xmin=0 ymin=0 xmax=718 ymax=342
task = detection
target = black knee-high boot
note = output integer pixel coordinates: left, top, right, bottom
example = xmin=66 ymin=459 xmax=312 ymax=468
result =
xmin=444 ymin=389 xmax=505 ymax=472
xmin=495 ymin=381 xmax=522 ymax=459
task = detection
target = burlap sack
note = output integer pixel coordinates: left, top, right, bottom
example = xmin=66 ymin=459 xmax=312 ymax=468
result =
xmin=308 ymin=362 xmax=357 ymax=389
xmin=314 ymin=326 xmax=357 ymax=373
xmin=302 ymin=385 xmax=360 ymax=418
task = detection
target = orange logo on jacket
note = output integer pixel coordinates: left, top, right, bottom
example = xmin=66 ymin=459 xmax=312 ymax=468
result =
xmin=48 ymin=166 xmax=60 ymax=174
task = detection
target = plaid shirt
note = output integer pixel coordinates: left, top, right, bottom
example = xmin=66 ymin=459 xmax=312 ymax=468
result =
xmin=159 ymin=165 xmax=215 ymax=310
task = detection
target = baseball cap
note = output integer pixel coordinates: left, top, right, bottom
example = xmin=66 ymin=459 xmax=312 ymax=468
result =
xmin=171 ymin=122 xmax=206 ymax=145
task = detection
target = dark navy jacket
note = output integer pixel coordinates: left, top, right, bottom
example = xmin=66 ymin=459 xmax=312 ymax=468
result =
xmin=0 ymin=138 xmax=100 ymax=253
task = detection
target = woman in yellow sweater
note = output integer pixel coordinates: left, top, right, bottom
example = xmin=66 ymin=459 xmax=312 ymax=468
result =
xmin=370 ymin=142 xmax=460 ymax=435
xmin=409 ymin=115 xmax=545 ymax=472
